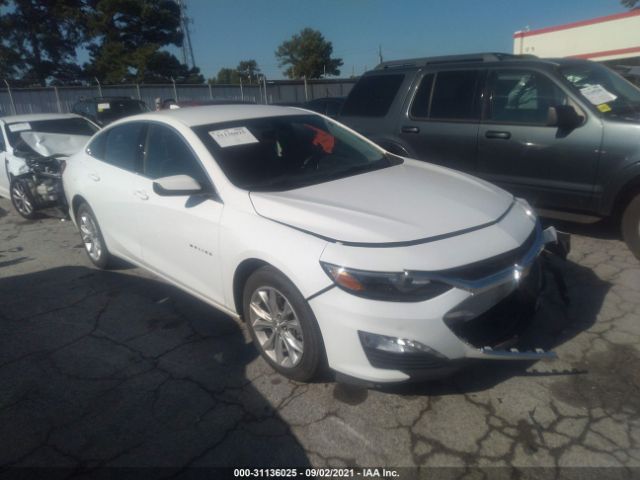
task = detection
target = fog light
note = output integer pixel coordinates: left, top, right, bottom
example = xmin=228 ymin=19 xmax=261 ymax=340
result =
xmin=358 ymin=331 xmax=445 ymax=357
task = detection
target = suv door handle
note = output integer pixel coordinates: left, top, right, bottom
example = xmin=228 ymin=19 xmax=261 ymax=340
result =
xmin=134 ymin=190 xmax=149 ymax=201
xmin=89 ymin=173 xmax=100 ymax=181
xmin=401 ymin=126 xmax=420 ymax=134
xmin=485 ymin=130 xmax=511 ymax=140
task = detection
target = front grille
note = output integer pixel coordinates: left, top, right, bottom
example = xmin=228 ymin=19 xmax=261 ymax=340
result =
xmin=362 ymin=348 xmax=449 ymax=371
xmin=433 ymin=225 xmax=538 ymax=282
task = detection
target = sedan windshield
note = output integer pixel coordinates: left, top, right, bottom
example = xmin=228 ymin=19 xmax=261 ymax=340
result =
xmin=6 ymin=117 xmax=98 ymax=150
xmin=561 ymin=63 xmax=640 ymax=117
xmin=193 ymin=114 xmax=400 ymax=191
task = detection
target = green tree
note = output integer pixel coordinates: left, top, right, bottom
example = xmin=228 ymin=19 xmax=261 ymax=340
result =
xmin=213 ymin=67 xmax=240 ymax=85
xmin=85 ymin=0 xmax=202 ymax=84
xmin=621 ymin=0 xmax=638 ymax=7
xmin=237 ymin=59 xmax=260 ymax=84
xmin=275 ymin=28 xmax=343 ymax=79
xmin=0 ymin=0 xmax=88 ymax=86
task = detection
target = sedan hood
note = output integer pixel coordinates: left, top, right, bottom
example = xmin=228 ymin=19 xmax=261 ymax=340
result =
xmin=250 ymin=160 xmax=514 ymax=245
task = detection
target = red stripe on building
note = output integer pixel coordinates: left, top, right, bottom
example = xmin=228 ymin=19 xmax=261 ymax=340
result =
xmin=513 ymin=9 xmax=640 ymax=39
xmin=570 ymin=46 xmax=640 ymax=59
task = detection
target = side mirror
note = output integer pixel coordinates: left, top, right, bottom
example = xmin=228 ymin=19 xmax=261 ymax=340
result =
xmin=152 ymin=174 xmax=203 ymax=196
xmin=547 ymin=105 xmax=583 ymax=129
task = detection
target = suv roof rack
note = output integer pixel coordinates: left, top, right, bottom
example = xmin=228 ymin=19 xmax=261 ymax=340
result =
xmin=375 ymin=53 xmax=537 ymax=70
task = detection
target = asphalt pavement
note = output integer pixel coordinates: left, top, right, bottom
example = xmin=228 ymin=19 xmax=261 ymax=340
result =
xmin=0 ymin=197 xmax=639 ymax=476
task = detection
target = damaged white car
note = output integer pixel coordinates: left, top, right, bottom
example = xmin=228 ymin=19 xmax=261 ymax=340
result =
xmin=0 ymin=113 xmax=99 ymax=219
xmin=64 ymin=106 xmax=568 ymax=384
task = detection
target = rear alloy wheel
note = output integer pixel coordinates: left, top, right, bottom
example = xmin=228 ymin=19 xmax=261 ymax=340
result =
xmin=76 ymin=203 xmax=111 ymax=269
xmin=243 ymin=266 xmax=325 ymax=381
xmin=10 ymin=178 xmax=37 ymax=219
xmin=622 ymin=193 xmax=640 ymax=261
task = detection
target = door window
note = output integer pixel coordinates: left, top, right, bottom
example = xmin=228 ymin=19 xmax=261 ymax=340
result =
xmin=410 ymin=74 xmax=435 ymax=118
xmin=0 ymin=127 xmax=5 ymax=152
xmin=103 ymin=123 xmax=146 ymax=172
xmin=409 ymin=71 xmax=480 ymax=120
xmin=430 ymin=70 xmax=481 ymax=120
xmin=144 ymin=125 xmax=208 ymax=186
xmin=488 ymin=70 xmax=567 ymax=124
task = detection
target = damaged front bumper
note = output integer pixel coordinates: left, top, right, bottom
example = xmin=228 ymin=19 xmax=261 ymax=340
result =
xmin=312 ymin=224 xmax=569 ymax=384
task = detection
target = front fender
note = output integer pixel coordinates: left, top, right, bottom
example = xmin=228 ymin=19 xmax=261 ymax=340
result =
xmin=6 ymin=155 xmax=29 ymax=178
xmin=220 ymin=209 xmax=331 ymax=313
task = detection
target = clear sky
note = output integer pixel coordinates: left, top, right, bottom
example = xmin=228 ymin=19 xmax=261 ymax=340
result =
xmin=184 ymin=0 xmax=630 ymax=80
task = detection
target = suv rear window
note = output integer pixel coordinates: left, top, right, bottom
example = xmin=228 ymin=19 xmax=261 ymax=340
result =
xmin=341 ymin=74 xmax=404 ymax=117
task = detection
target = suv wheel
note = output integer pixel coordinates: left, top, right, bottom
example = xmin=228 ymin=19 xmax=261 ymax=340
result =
xmin=622 ymin=193 xmax=640 ymax=260
xmin=243 ymin=266 xmax=325 ymax=382
xmin=76 ymin=203 xmax=111 ymax=268
xmin=10 ymin=178 xmax=37 ymax=219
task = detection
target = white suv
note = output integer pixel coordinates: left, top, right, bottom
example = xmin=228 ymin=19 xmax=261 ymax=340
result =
xmin=63 ymin=105 xmax=560 ymax=383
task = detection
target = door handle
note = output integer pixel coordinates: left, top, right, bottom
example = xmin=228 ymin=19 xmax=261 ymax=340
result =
xmin=401 ymin=125 xmax=420 ymax=134
xmin=89 ymin=173 xmax=100 ymax=181
xmin=485 ymin=130 xmax=511 ymax=140
xmin=134 ymin=190 xmax=149 ymax=201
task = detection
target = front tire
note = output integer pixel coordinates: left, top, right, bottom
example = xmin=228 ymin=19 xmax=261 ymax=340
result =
xmin=243 ymin=266 xmax=325 ymax=382
xmin=622 ymin=193 xmax=640 ymax=261
xmin=76 ymin=203 xmax=111 ymax=269
xmin=10 ymin=178 xmax=37 ymax=220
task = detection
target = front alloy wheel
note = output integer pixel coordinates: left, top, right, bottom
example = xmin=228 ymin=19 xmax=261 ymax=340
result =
xmin=249 ymin=287 xmax=304 ymax=368
xmin=243 ymin=266 xmax=325 ymax=381
xmin=10 ymin=179 xmax=37 ymax=219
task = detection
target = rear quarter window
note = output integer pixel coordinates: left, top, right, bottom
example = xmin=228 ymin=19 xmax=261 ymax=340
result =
xmin=341 ymin=74 xmax=405 ymax=117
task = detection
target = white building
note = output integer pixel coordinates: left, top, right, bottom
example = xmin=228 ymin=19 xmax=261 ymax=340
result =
xmin=513 ymin=9 xmax=640 ymax=70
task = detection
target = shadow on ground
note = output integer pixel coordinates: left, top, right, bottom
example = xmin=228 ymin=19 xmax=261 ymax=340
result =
xmin=0 ymin=266 xmax=310 ymax=470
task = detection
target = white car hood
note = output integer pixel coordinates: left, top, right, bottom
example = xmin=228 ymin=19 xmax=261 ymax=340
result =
xmin=250 ymin=159 xmax=514 ymax=245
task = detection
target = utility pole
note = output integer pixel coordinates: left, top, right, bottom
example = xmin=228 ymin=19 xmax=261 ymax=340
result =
xmin=378 ymin=45 xmax=383 ymax=64
xmin=175 ymin=0 xmax=196 ymax=69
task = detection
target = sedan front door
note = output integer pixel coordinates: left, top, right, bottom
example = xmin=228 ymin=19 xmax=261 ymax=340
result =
xmin=131 ymin=123 xmax=225 ymax=306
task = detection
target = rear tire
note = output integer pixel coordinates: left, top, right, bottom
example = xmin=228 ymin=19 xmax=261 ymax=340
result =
xmin=622 ymin=193 xmax=640 ymax=261
xmin=243 ymin=265 xmax=325 ymax=382
xmin=76 ymin=203 xmax=111 ymax=269
xmin=10 ymin=178 xmax=38 ymax=220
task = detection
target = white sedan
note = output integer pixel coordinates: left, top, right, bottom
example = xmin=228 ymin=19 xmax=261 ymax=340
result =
xmin=0 ymin=113 xmax=99 ymax=218
xmin=63 ymin=105 xmax=560 ymax=383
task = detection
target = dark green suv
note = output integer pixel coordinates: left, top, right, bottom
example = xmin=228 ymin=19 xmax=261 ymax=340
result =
xmin=339 ymin=53 xmax=640 ymax=259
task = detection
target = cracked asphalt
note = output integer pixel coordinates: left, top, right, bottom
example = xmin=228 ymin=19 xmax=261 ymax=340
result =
xmin=1 ymin=196 xmax=640 ymax=475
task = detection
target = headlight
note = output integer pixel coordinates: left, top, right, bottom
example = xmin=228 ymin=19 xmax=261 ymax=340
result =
xmin=320 ymin=262 xmax=451 ymax=302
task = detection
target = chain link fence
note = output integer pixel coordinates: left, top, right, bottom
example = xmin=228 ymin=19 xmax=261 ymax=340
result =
xmin=0 ymin=79 xmax=357 ymax=116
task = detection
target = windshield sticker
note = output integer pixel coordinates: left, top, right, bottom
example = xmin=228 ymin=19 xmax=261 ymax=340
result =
xmin=580 ymin=84 xmax=618 ymax=105
xmin=304 ymin=124 xmax=335 ymax=154
xmin=209 ymin=127 xmax=259 ymax=148
xmin=8 ymin=122 xmax=31 ymax=133
xmin=97 ymin=102 xmax=111 ymax=112
xmin=597 ymin=103 xmax=612 ymax=113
